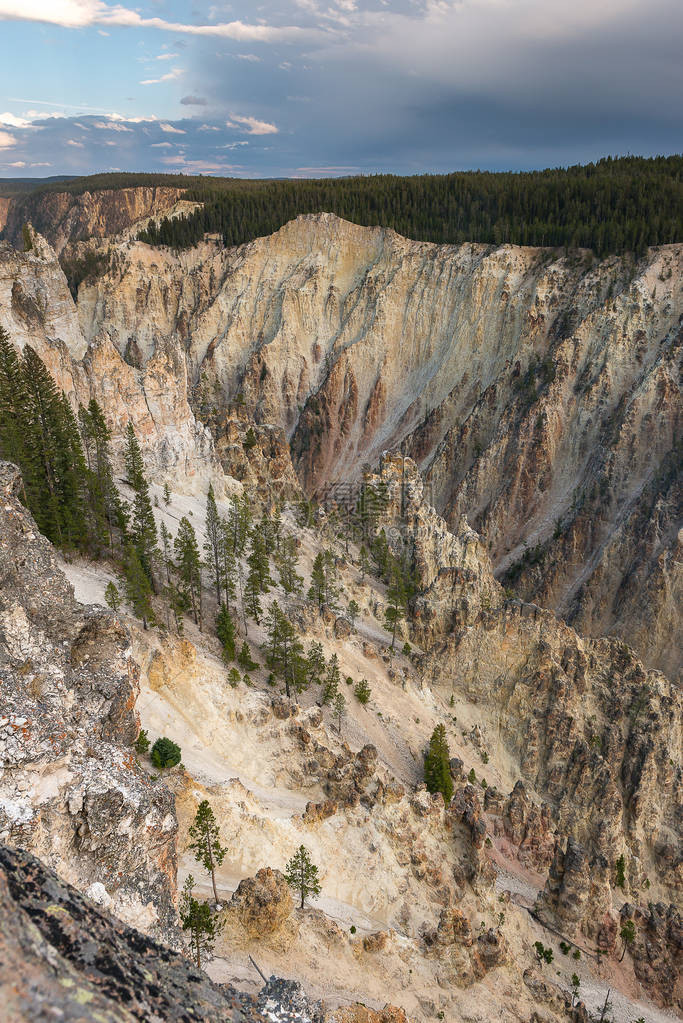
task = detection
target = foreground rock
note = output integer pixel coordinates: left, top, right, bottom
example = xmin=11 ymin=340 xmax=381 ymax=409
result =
xmin=0 ymin=843 xmax=263 ymax=1022
xmin=0 ymin=461 xmax=178 ymax=936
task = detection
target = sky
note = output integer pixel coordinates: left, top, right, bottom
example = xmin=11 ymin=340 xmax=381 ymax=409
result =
xmin=0 ymin=0 xmax=681 ymax=179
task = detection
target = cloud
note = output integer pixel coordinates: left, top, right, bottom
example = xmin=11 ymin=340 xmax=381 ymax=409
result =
xmin=150 ymin=142 xmax=173 ymax=147
xmin=92 ymin=120 xmax=133 ymax=131
xmin=66 ymin=139 xmax=84 ymax=147
xmin=198 ymin=123 xmax=220 ymax=131
xmin=230 ymin=113 xmax=278 ymax=135
xmin=0 ymin=130 xmax=16 ymax=148
xmin=140 ymin=67 xmax=184 ymax=85
xmin=7 ymin=160 xmax=26 ymax=167
xmin=160 ymin=123 xmax=186 ymax=134
xmin=0 ymin=112 xmax=31 ymax=128
xmin=180 ymin=95 xmax=208 ymax=106
xmin=0 ymin=1 xmax=324 ymax=42
xmin=154 ymin=52 xmax=179 ymax=60
xmin=235 ymin=53 xmax=261 ymax=62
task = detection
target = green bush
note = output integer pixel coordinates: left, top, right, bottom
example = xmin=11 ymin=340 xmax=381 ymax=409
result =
xmin=150 ymin=736 xmax=182 ymax=769
xmin=134 ymin=728 xmax=150 ymax=755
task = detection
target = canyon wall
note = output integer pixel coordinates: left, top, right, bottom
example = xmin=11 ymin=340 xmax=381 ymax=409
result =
xmin=70 ymin=214 xmax=681 ymax=678
xmin=0 ymin=211 xmax=679 ymax=675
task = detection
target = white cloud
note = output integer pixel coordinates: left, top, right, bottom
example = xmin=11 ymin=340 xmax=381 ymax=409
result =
xmin=7 ymin=160 xmax=26 ymax=167
xmin=66 ymin=139 xmax=84 ymax=147
xmin=150 ymin=141 xmax=173 ymax=147
xmin=140 ymin=67 xmax=184 ymax=85
xmin=230 ymin=113 xmax=278 ymax=135
xmin=0 ymin=112 xmax=31 ymax=128
xmin=155 ymin=52 xmax=179 ymax=60
xmin=160 ymin=123 xmax=186 ymax=134
xmin=218 ymin=141 xmax=249 ymax=149
xmin=92 ymin=120 xmax=132 ymax=131
xmin=198 ymin=123 xmax=220 ymax=131
xmin=0 ymin=1 xmax=323 ymax=42
xmin=0 ymin=130 xmax=16 ymax=148
xmin=235 ymin=53 xmax=261 ymax=62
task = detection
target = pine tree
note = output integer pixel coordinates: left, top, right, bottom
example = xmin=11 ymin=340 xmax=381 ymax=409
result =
xmin=0 ymin=327 xmax=29 ymax=475
xmin=227 ymin=491 xmax=251 ymax=556
xmin=244 ymin=566 xmax=262 ymax=623
xmin=308 ymin=552 xmax=326 ymax=610
xmin=237 ymin=641 xmax=257 ymax=671
xmin=277 ymin=534 xmax=303 ymax=594
xmin=247 ymin=528 xmax=273 ymax=592
xmin=384 ymin=562 xmax=407 ymax=650
xmin=424 ymin=724 xmax=454 ymax=804
xmin=347 ymin=599 xmax=360 ymax=627
xmin=123 ymin=421 xmax=145 ymax=490
xmin=175 ymin=516 xmax=202 ymax=628
xmin=265 ymin=601 xmax=306 ymax=698
xmin=332 ymin=690 xmax=346 ymax=734
xmin=159 ymin=521 xmax=173 ymax=585
xmin=322 ymin=653 xmax=341 ymax=704
xmin=83 ymin=398 xmax=121 ymax=550
xmin=105 ymin=580 xmax=120 ymax=612
xmin=354 ymin=678 xmax=371 ymax=705
xmin=123 ymin=422 xmax=158 ymax=583
xmin=179 ymin=876 xmax=223 ymax=969
xmin=216 ymin=603 xmax=236 ymax=662
xmin=187 ymin=799 xmax=227 ymax=904
xmin=306 ymin=641 xmax=326 ymax=687
xmin=123 ymin=545 xmax=154 ymax=629
xmin=204 ymin=484 xmax=223 ymax=606
xmin=219 ymin=519 xmax=237 ymax=612
xmin=284 ymin=844 xmax=321 ymax=910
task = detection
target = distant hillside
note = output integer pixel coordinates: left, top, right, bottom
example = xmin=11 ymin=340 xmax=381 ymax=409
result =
xmin=2 ymin=156 xmax=682 ymax=257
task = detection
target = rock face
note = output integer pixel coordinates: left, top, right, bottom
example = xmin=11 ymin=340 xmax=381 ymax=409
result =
xmin=424 ymin=907 xmax=507 ymax=986
xmin=619 ymin=902 xmax=683 ymax=1010
xmin=0 ymin=212 xmax=680 ymax=674
xmin=0 ymin=235 xmax=218 ymax=489
xmin=0 ymin=843 xmax=263 ymax=1023
xmin=534 ymin=837 xmax=613 ymax=947
xmin=222 ymin=868 xmax=294 ymax=939
xmin=0 ymin=462 xmax=178 ymax=936
xmin=370 ymin=458 xmax=682 ymax=905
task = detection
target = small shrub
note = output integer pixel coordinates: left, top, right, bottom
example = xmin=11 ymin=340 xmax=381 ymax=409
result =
xmin=615 ymin=853 xmax=626 ymax=889
xmin=350 ymin=925 xmax=356 ymax=934
xmin=150 ymin=736 xmax=181 ymax=769
xmin=402 ymin=642 xmax=411 ymax=655
xmin=134 ymin=728 xmax=150 ymax=755
xmin=467 ymin=767 xmax=476 ymax=784
xmin=354 ymin=678 xmax=371 ymax=705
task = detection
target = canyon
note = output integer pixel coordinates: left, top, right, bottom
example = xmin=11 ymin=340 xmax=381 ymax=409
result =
xmin=0 ymin=185 xmax=680 ymax=1022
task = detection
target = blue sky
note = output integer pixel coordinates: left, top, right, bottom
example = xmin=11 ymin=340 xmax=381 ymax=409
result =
xmin=0 ymin=0 xmax=681 ymax=178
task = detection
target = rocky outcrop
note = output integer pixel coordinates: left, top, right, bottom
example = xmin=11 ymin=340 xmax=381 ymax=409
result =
xmin=424 ymin=907 xmax=507 ymax=986
xmin=0 ymin=843 xmax=263 ymax=1022
xmin=0 ymin=462 xmax=178 ymax=936
xmin=619 ymin=902 xmax=682 ymax=1010
xmin=534 ymin=838 xmax=614 ymax=948
xmin=368 ymin=457 xmax=681 ymax=903
xmin=500 ymin=781 xmax=557 ymax=873
xmin=222 ymin=868 xmax=293 ymax=939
